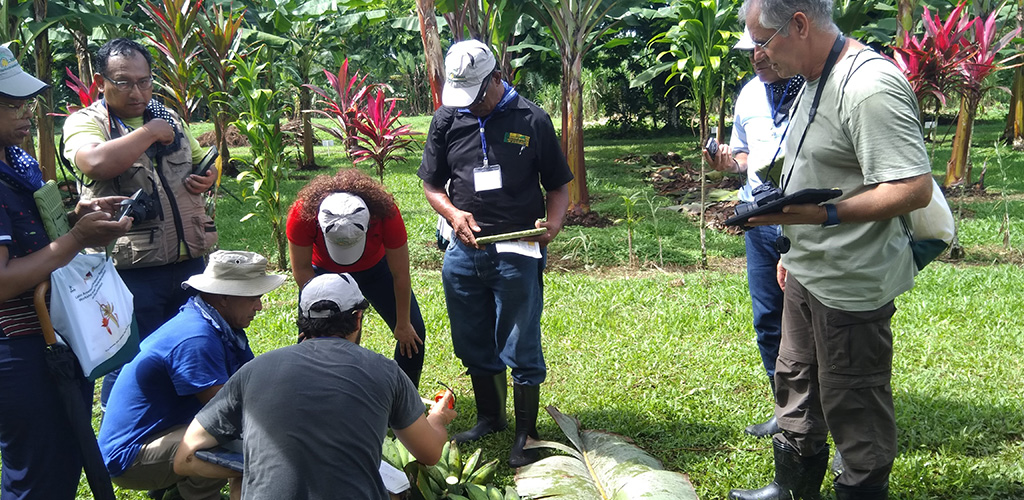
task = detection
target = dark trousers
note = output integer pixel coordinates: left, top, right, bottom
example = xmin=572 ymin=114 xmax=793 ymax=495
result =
xmin=101 ymin=258 xmax=205 ymax=406
xmin=318 ymin=257 xmax=427 ymax=377
xmin=775 ymin=277 xmax=897 ymax=487
xmin=0 ymin=335 xmax=91 ymax=499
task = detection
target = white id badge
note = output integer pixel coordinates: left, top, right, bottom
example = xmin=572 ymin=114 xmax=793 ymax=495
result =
xmin=474 ymin=164 xmax=502 ymax=192
xmin=494 ymin=241 xmax=542 ymax=259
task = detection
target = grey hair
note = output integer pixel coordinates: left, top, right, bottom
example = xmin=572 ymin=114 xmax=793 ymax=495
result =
xmin=740 ymin=0 xmax=838 ymax=34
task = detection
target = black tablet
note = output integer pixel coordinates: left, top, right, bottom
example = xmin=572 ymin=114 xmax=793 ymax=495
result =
xmin=195 ymin=440 xmax=244 ymax=473
xmin=724 ymin=188 xmax=843 ymax=227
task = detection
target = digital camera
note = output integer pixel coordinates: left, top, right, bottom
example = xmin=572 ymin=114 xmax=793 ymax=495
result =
xmin=117 ymin=189 xmax=160 ymax=222
xmin=733 ymin=181 xmax=784 ymax=217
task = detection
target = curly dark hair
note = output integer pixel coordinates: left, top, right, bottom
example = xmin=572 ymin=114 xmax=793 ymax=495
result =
xmin=295 ymin=169 xmax=397 ymax=222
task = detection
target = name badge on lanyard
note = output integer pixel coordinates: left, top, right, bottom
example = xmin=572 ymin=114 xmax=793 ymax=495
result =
xmin=473 ymin=117 xmax=503 ymax=192
xmin=474 ymin=163 xmax=502 ymax=192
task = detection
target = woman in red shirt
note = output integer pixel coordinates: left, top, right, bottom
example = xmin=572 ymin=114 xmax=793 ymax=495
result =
xmin=286 ymin=169 xmax=426 ymax=386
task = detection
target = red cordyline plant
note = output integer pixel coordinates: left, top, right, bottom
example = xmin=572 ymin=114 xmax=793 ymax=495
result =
xmin=891 ymin=2 xmax=975 ymax=112
xmin=945 ymin=2 xmax=1022 ymax=187
xmin=349 ymin=90 xmax=422 ymax=184
xmin=50 ymin=68 xmax=100 ymax=117
xmin=305 ymin=60 xmax=375 ymax=155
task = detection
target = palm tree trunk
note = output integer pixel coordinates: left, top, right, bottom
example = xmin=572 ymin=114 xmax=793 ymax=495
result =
xmin=415 ymin=0 xmax=445 ymax=110
xmin=73 ymin=29 xmax=92 ymax=86
xmin=896 ymin=0 xmax=916 ymax=45
xmin=34 ymin=0 xmax=56 ymax=182
xmin=565 ymin=51 xmax=589 ymax=215
xmin=1002 ymin=0 xmax=1023 ymax=149
xmin=699 ymin=97 xmax=708 ymax=269
xmin=945 ymin=96 xmax=977 ymax=187
xmin=300 ymin=84 xmax=315 ymax=167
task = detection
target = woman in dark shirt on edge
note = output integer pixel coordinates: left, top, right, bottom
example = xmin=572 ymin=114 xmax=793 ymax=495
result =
xmin=0 ymin=45 xmax=131 ymax=498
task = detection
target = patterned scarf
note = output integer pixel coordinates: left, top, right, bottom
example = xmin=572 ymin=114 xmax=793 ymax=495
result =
xmin=0 ymin=147 xmax=43 ymax=191
xmin=143 ymin=99 xmax=183 ymax=158
xmin=189 ymin=296 xmax=251 ymax=373
xmin=765 ymin=75 xmax=805 ymax=126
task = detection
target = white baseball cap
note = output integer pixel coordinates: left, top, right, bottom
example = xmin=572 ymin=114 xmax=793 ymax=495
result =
xmin=299 ymin=273 xmax=366 ymax=319
xmin=318 ymin=193 xmax=370 ymax=266
xmin=734 ymin=28 xmax=756 ymax=51
xmin=0 ymin=45 xmax=49 ymax=99
xmin=442 ymin=39 xmax=497 ymax=108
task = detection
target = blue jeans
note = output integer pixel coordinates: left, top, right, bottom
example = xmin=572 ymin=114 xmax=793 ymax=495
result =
xmin=745 ymin=225 xmax=784 ymax=378
xmin=319 ymin=257 xmax=427 ymax=378
xmin=442 ymin=238 xmax=547 ymax=386
xmin=0 ymin=335 xmax=92 ymax=499
xmin=101 ymin=258 xmax=205 ymax=406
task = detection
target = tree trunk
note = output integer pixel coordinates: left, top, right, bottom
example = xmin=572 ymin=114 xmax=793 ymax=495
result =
xmin=717 ymin=78 xmax=727 ymax=143
xmin=896 ymin=0 xmax=915 ymax=45
xmin=1004 ymin=66 xmax=1024 ymax=149
xmin=945 ymin=96 xmax=977 ymax=187
xmin=73 ymin=29 xmax=92 ymax=86
xmin=698 ymin=97 xmax=708 ymax=269
xmin=415 ymin=0 xmax=445 ymax=111
xmin=565 ymin=51 xmax=589 ymax=215
xmin=1002 ymin=1 xmax=1023 ymax=149
xmin=34 ymin=0 xmax=56 ymax=182
xmin=300 ymin=84 xmax=314 ymax=168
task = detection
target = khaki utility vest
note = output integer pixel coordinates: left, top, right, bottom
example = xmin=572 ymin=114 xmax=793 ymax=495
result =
xmin=76 ymin=101 xmax=217 ymax=269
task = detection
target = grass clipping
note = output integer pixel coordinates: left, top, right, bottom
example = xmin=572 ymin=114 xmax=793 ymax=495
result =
xmin=514 ymin=406 xmax=698 ymax=500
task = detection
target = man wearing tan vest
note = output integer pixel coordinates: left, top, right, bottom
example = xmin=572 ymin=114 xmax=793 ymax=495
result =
xmin=62 ymin=38 xmax=218 ymax=407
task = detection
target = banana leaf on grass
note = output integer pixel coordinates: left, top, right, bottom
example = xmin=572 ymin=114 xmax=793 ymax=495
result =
xmin=514 ymin=406 xmax=698 ymax=500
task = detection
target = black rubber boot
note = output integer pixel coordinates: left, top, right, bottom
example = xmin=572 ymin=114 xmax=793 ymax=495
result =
xmin=453 ymin=373 xmax=507 ymax=443
xmin=508 ymin=383 xmax=541 ymax=468
xmin=834 ymin=481 xmax=888 ymax=500
xmin=744 ymin=378 xmax=781 ymax=438
xmin=728 ymin=440 xmax=829 ymax=500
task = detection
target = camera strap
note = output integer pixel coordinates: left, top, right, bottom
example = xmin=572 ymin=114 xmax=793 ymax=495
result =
xmin=778 ymin=33 xmax=846 ymax=194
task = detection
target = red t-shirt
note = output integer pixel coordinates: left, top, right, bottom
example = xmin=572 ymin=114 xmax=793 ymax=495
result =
xmin=285 ymin=199 xmax=408 ymax=273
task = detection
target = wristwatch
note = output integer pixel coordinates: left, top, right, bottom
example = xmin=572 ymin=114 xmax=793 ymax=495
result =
xmin=822 ymin=204 xmax=840 ymax=228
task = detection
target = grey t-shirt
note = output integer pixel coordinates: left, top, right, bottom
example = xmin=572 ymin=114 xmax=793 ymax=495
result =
xmin=196 ymin=337 xmax=424 ymax=500
xmin=780 ymin=49 xmax=932 ymax=311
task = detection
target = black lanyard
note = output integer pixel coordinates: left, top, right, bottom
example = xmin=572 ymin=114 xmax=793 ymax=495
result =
xmin=759 ymin=34 xmax=845 ymax=193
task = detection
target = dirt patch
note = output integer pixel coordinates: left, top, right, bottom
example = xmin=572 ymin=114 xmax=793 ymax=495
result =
xmin=197 ymin=125 xmax=250 ymax=148
xmin=635 ymin=152 xmax=745 ymax=236
xmin=565 ymin=211 xmax=614 ymax=228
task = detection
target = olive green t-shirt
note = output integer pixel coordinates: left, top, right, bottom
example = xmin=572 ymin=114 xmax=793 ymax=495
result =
xmin=780 ymin=49 xmax=931 ymax=311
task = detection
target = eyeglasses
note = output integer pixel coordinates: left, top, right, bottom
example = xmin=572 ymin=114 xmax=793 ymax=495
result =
xmin=753 ymin=17 xmax=793 ymax=51
xmin=0 ymin=99 xmax=37 ymax=116
xmin=102 ymin=75 xmax=154 ymax=91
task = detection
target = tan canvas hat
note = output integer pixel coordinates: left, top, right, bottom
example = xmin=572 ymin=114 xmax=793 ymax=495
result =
xmin=182 ymin=251 xmax=285 ymax=297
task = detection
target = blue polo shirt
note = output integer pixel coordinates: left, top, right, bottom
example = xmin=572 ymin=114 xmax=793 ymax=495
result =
xmin=98 ymin=298 xmax=254 ymax=476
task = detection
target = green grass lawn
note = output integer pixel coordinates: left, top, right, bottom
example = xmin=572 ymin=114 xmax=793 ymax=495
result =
xmin=90 ymin=116 xmax=1023 ymax=499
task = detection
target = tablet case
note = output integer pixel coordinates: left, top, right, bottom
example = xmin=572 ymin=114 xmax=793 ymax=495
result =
xmin=195 ymin=440 xmax=244 ymax=473
xmin=724 ymin=188 xmax=842 ymax=227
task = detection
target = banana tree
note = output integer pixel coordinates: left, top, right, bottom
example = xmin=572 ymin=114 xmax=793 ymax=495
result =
xmin=1001 ymin=0 xmax=1023 ymax=148
xmin=641 ymin=0 xmax=736 ymax=268
xmin=945 ymin=3 xmax=1022 ymax=187
xmin=414 ymin=0 xmax=445 ymax=110
xmin=525 ymin=0 xmax=635 ymax=216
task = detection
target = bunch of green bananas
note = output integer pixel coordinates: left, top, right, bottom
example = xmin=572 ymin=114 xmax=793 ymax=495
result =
xmin=382 ymin=437 xmax=522 ymax=500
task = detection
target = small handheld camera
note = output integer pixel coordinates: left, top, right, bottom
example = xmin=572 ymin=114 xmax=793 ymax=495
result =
xmin=193 ymin=146 xmax=218 ymax=176
xmin=117 ymin=189 xmax=159 ymax=222
xmin=733 ymin=181 xmax=784 ymax=218
xmin=704 ymin=137 xmax=719 ymax=157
